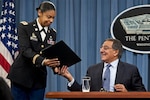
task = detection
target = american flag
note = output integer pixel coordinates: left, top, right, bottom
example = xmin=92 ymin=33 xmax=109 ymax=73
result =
xmin=0 ymin=0 xmax=18 ymax=85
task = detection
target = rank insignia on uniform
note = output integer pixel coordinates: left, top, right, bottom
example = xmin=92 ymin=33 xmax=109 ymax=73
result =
xmin=30 ymin=33 xmax=38 ymax=41
xmin=47 ymin=36 xmax=55 ymax=45
xmin=20 ymin=21 xmax=28 ymax=25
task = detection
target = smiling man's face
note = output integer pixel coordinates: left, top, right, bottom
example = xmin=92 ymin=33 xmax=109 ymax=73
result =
xmin=100 ymin=40 xmax=119 ymax=63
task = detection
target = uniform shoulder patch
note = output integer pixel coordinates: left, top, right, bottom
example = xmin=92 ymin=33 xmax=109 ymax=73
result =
xmin=52 ymin=28 xmax=57 ymax=33
xmin=20 ymin=21 xmax=28 ymax=25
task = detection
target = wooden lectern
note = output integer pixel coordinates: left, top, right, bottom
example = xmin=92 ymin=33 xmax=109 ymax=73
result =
xmin=45 ymin=91 xmax=150 ymax=100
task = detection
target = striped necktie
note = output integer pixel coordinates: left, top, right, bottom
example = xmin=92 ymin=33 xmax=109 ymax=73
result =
xmin=103 ymin=64 xmax=111 ymax=91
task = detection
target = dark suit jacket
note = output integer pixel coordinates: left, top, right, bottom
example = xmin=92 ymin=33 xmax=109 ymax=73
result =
xmin=68 ymin=61 xmax=146 ymax=91
xmin=7 ymin=20 xmax=56 ymax=89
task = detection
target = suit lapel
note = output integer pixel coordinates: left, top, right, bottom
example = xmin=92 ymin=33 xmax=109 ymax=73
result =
xmin=115 ymin=61 xmax=124 ymax=84
xmin=100 ymin=63 xmax=104 ymax=86
xmin=97 ymin=63 xmax=104 ymax=89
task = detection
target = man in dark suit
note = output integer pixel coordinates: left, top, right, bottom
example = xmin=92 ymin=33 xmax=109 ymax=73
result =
xmin=7 ymin=1 xmax=61 ymax=100
xmin=59 ymin=38 xmax=146 ymax=92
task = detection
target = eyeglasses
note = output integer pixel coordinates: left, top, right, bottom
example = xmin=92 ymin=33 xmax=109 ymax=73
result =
xmin=100 ymin=46 xmax=113 ymax=50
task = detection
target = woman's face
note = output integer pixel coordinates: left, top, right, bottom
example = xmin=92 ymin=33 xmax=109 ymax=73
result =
xmin=38 ymin=10 xmax=56 ymax=27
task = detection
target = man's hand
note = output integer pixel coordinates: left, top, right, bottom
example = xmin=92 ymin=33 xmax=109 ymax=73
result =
xmin=58 ymin=65 xmax=73 ymax=82
xmin=114 ymin=84 xmax=128 ymax=92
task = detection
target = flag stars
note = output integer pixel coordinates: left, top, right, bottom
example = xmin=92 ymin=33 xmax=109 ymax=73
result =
xmin=8 ymin=25 xmax=11 ymax=31
xmin=5 ymin=1 xmax=8 ymax=7
xmin=7 ymin=40 xmax=11 ymax=47
xmin=8 ymin=17 xmax=12 ymax=22
xmin=14 ymin=35 xmax=18 ymax=41
xmin=0 ymin=0 xmax=18 ymax=59
xmin=12 ymin=11 xmax=15 ymax=16
xmin=14 ymin=44 xmax=18 ymax=49
xmin=1 ymin=33 xmax=5 ymax=39
xmin=6 ymin=40 xmax=18 ymax=49
xmin=15 ymin=28 xmax=17 ymax=33
xmin=2 ymin=25 xmax=6 ymax=30
xmin=4 ymin=9 xmax=7 ymax=15
xmin=2 ymin=17 xmax=7 ymax=23
xmin=9 ymin=2 xmax=14 ymax=8
xmin=11 ymin=34 xmax=18 ymax=41
xmin=9 ymin=10 xmax=15 ymax=16
xmin=12 ymin=42 xmax=18 ymax=49
xmin=7 ymin=33 xmax=11 ymax=39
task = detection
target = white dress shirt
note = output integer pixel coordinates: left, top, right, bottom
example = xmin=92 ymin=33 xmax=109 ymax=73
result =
xmin=36 ymin=18 xmax=48 ymax=41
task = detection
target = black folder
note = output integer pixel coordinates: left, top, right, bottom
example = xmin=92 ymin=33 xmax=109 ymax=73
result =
xmin=40 ymin=40 xmax=81 ymax=67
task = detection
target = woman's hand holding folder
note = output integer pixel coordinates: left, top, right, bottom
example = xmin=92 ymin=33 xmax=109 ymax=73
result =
xmin=43 ymin=58 xmax=61 ymax=74
xmin=43 ymin=58 xmax=60 ymax=67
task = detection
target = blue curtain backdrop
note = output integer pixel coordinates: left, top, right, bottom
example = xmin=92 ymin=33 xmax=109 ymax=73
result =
xmin=1 ymin=0 xmax=150 ymax=99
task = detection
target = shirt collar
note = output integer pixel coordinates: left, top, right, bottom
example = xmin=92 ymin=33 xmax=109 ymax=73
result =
xmin=104 ymin=59 xmax=119 ymax=68
xmin=36 ymin=18 xmax=48 ymax=32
